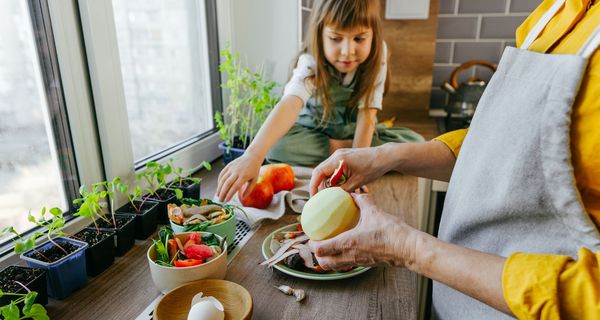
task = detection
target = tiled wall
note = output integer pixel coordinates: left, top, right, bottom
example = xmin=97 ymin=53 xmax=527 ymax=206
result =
xmin=430 ymin=0 xmax=541 ymax=109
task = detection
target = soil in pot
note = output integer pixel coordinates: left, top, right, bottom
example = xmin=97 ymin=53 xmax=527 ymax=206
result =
xmin=71 ymin=229 xmax=115 ymax=276
xmin=144 ymin=188 xmax=178 ymax=224
xmin=94 ymin=214 xmax=136 ymax=256
xmin=27 ymin=241 xmax=80 ymax=263
xmin=0 ymin=266 xmax=48 ymax=306
xmin=116 ymin=200 xmax=159 ymax=240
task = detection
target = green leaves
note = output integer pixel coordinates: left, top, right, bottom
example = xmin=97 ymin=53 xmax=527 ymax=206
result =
xmin=216 ymin=46 xmax=281 ymax=149
xmin=0 ymin=291 xmax=48 ymax=320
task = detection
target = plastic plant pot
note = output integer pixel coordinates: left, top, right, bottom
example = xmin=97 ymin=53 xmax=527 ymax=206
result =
xmin=20 ymin=237 xmax=88 ymax=299
xmin=218 ymin=141 xmax=246 ymax=164
xmin=168 ymin=179 xmax=201 ymax=200
xmin=72 ymin=228 xmax=116 ymax=276
xmin=116 ymin=200 xmax=159 ymax=240
xmin=143 ymin=188 xmax=179 ymax=225
xmin=0 ymin=265 xmax=48 ymax=306
xmin=95 ymin=213 xmax=136 ymax=256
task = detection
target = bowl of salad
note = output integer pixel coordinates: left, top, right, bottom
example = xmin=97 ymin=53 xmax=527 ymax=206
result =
xmin=167 ymin=199 xmax=236 ymax=247
xmin=147 ymin=227 xmax=228 ymax=293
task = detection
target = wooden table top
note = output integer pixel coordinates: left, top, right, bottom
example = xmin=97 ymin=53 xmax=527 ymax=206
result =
xmin=46 ymin=173 xmax=419 ymax=320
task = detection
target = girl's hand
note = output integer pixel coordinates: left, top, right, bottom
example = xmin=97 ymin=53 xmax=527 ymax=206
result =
xmin=216 ymin=153 xmax=263 ymax=202
xmin=310 ymin=146 xmax=393 ymax=196
xmin=308 ymin=193 xmax=418 ymax=270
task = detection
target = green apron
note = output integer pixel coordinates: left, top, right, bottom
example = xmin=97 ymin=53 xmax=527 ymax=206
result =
xmin=267 ymin=69 xmax=423 ymax=166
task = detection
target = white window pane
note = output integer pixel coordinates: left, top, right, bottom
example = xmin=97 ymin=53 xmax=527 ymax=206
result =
xmin=0 ymin=2 xmax=66 ymax=234
xmin=112 ymin=0 xmax=214 ymax=161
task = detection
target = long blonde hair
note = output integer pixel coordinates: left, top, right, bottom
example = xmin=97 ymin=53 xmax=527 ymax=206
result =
xmin=299 ymin=0 xmax=385 ymax=123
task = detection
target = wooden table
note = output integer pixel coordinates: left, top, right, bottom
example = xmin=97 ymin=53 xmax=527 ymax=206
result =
xmin=46 ymin=173 xmax=420 ymax=320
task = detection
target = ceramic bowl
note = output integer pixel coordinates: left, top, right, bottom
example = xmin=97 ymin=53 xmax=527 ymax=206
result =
xmin=154 ymin=279 xmax=252 ymax=320
xmin=169 ymin=212 xmax=236 ymax=248
xmin=147 ymin=232 xmax=228 ymax=293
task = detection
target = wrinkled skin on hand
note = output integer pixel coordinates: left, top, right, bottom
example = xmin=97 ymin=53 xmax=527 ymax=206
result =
xmin=310 ymin=147 xmax=392 ymax=196
xmin=308 ymin=193 xmax=416 ymax=271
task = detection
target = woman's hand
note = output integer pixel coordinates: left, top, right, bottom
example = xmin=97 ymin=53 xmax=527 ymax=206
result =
xmin=216 ymin=153 xmax=263 ymax=202
xmin=308 ymin=193 xmax=418 ymax=270
xmin=310 ymin=145 xmax=394 ymax=196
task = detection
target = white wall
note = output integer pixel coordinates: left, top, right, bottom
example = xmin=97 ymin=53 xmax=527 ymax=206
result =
xmin=217 ymin=0 xmax=300 ymax=93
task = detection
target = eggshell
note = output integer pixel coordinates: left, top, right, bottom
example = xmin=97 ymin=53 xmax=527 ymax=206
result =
xmin=187 ymin=295 xmax=225 ymax=320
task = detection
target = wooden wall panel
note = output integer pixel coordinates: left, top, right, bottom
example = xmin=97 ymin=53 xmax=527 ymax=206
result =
xmin=380 ymin=0 xmax=439 ymax=125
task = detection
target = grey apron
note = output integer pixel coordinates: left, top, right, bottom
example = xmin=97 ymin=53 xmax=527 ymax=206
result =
xmin=433 ymin=0 xmax=600 ymax=318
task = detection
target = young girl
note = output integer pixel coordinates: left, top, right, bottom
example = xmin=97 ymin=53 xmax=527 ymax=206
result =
xmin=217 ymin=0 xmax=422 ymax=202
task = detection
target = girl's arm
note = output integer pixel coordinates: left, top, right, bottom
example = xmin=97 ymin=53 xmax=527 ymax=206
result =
xmin=352 ymin=108 xmax=379 ymax=148
xmin=216 ymin=95 xmax=304 ymax=202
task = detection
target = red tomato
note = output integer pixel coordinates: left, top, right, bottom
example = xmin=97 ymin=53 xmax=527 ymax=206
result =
xmin=184 ymin=244 xmax=213 ymax=260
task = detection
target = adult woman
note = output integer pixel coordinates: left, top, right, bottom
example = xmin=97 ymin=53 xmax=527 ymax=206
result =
xmin=309 ymin=0 xmax=600 ymax=318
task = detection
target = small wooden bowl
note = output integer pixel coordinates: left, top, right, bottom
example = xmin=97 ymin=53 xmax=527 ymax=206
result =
xmin=154 ymin=279 xmax=252 ymax=320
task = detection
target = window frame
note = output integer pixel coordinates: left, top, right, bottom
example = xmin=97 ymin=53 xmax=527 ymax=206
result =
xmin=77 ymin=0 xmax=223 ymax=193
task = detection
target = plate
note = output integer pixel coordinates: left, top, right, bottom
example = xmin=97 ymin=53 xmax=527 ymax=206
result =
xmin=154 ymin=279 xmax=252 ymax=320
xmin=261 ymin=223 xmax=371 ymax=280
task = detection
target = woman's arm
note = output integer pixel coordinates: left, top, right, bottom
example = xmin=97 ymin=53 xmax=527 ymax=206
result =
xmin=216 ymin=95 xmax=304 ymax=201
xmin=310 ymin=193 xmax=512 ymax=315
xmin=352 ymin=108 xmax=378 ymax=148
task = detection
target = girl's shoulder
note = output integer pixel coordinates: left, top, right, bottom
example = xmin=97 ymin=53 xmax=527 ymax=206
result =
xmin=296 ymin=53 xmax=317 ymax=73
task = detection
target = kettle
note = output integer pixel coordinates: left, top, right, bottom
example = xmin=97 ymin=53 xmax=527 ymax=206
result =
xmin=441 ymin=60 xmax=497 ymax=128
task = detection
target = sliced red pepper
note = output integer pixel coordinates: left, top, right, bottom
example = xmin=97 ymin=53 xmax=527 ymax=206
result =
xmin=296 ymin=224 xmax=303 ymax=232
xmin=174 ymin=259 xmax=203 ymax=267
xmin=326 ymin=160 xmax=347 ymax=187
xmin=167 ymin=239 xmax=178 ymax=261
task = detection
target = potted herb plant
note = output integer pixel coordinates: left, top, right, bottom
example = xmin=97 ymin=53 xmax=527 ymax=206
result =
xmin=137 ymin=161 xmax=179 ymax=224
xmin=72 ymin=185 xmax=117 ymax=276
xmin=166 ymin=160 xmax=212 ymax=200
xmin=94 ymin=178 xmax=136 ymax=256
xmin=115 ymin=183 xmax=159 ymax=240
xmin=0 ymin=279 xmax=48 ymax=320
xmin=215 ymin=47 xmax=280 ymax=164
xmin=13 ymin=207 xmax=88 ymax=299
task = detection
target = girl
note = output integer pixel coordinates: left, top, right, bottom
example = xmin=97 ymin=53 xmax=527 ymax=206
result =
xmin=217 ymin=0 xmax=422 ymax=202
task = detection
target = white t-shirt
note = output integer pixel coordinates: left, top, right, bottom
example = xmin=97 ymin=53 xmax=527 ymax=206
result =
xmin=283 ymin=43 xmax=387 ymax=110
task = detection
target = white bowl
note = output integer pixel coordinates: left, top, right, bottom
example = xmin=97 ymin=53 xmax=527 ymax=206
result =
xmin=147 ymin=232 xmax=228 ymax=293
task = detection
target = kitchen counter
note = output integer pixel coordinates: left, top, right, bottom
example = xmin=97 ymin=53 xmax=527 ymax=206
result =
xmin=45 ymin=173 xmax=421 ymax=319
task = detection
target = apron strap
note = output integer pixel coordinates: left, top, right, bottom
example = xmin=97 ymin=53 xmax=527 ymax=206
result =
xmin=577 ymin=25 xmax=600 ymax=58
xmin=520 ymin=0 xmax=566 ymax=50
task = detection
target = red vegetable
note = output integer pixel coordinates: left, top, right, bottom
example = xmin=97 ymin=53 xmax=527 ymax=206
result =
xmin=326 ymin=160 xmax=347 ymax=187
xmin=184 ymin=244 xmax=213 ymax=261
xmin=167 ymin=239 xmax=178 ymax=261
xmin=174 ymin=259 xmax=202 ymax=267
xmin=183 ymin=233 xmax=202 ymax=250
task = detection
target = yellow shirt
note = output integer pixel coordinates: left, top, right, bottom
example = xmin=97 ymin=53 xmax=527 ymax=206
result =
xmin=434 ymin=0 xmax=600 ymax=318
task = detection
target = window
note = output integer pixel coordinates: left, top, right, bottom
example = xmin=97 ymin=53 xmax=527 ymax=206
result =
xmin=112 ymin=0 xmax=216 ymax=161
xmin=79 ymin=0 xmax=222 ymax=182
xmin=0 ymin=1 xmax=79 ymax=236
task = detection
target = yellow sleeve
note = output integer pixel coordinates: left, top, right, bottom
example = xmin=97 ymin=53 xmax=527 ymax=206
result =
xmin=503 ymin=248 xmax=600 ymax=320
xmin=432 ymin=129 xmax=468 ymax=158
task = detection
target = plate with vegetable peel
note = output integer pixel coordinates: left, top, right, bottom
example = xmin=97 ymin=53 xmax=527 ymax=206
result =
xmin=261 ymin=223 xmax=371 ymax=280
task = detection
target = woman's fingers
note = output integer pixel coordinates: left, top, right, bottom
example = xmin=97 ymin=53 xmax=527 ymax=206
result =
xmin=310 ymin=160 xmax=337 ymax=195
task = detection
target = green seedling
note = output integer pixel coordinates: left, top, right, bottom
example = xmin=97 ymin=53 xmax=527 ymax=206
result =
xmin=1 ymin=207 xmax=68 ymax=258
xmin=0 ymin=284 xmax=48 ymax=320
xmin=215 ymin=46 xmax=280 ymax=152
xmin=73 ymin=184 xmax=110 ymax=233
